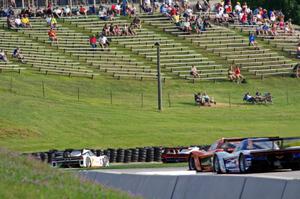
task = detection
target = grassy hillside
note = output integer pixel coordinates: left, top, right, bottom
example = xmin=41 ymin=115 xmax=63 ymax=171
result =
xmin=0 ymin=148 xmax=134 ymax=199
xmin=0 ymin=71 xmax=299 ymax=152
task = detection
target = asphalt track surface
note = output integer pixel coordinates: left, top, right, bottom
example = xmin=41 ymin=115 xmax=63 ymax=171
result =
xmin=90 ymin=167 xmax=300 ymax=180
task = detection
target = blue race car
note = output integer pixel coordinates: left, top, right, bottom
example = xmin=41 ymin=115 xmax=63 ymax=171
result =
xmin=213 ymin=137 xmax=300 ymax=174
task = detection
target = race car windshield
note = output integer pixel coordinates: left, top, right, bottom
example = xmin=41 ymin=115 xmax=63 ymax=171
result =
xmin=247 ymin=140 xmax=280 ymax=150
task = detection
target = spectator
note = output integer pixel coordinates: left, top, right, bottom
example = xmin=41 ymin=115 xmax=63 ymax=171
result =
xmin=297 ymin=43 xmax=300 ymax=59
xmin=7 ymin=16 xmax=16 ymax=29
xmin=293 ymin=64 xmax=300 ymax=78
xmin=50 ymin=15 xmax=57 ymax=28
xmin=89 ymin=35 xmax=97 ymax=48
xmin=48 ymin=28 xmax=58 ymax=44
xmin=234 ymin=66 xmax=244 ymax=80
xmin=128 ymin=24 xmax=136 ymax=35
xmin=0 ymin=50 xmax=8 ymax=62
xmin=15 ymin=16 xmax=22 ymax=28
xmin=228 ymin=65 xmax=235 ymax=81
xmin=114 ymin=25 xmax=121 ymax=36
xmin=79 ymin=5 xmax=87 ymax=17
xmin=98 ymin=34 xmax=109 ymax=49
xmin=65 ymin=5 xmax=72 ymax=16
xmin=21 ymin=15 xmax=32 ymax=28
xmin=12 ymin=47 xmax=25 ymax=63
xmin=249 ymin=33 xmax=259 ymax=50
xmin=190 ymin=65 xmax=200 ymax=78
xmin=122 ymin=24 xmax=129 ymax=35
xmin=132 ymin=16 xmax=142 ymax=29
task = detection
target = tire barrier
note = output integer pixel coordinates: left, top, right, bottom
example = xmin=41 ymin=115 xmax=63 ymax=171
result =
xmin=146 ymin=147 xmax=154 ymax=162
xmin=79 ymin=171 xmax=300 ymax=199
xmin=130 ymin=148 xmax=139 ymax=162
xmin=26 ymin=145 xmax=210 ymax=164
xmin=138 ymin=147 xmax=146 ymax=162
xmin=116 ymin=148 xmax=125 ymax=163
xmin=123 ymin=149 xmax=132 ymax=163
xmin=108 ymin=148 xmax=117 ymax=163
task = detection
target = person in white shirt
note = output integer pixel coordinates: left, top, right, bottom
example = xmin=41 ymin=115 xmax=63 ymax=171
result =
xmin=98 ymin=35 xmax=109 ymax=48
xmin=235 ymin=2 xmax=242 ymax=14
xmin=15 ymin=17 xmax=21 ymax=28
xmin=0 ymin=50 xmax=8 ymax=62
xmin=65 ymin=5 xmax=71 ymax=16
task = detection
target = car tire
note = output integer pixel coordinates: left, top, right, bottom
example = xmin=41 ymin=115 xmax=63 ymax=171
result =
xmin=239 ymin=154 xmax=248 ymax=173
xmin=213 ymin=155 xmax=222 ymax=174
xmin=188 ymin=156 xmax=196 ymax=170
xmin=86 ymin=157 xmax=92 ymax=168
xmin=291 ymin=162 xmax=300 ymax=171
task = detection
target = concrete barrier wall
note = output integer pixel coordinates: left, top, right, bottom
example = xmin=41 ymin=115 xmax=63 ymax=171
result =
xmin=79 ymin=171 xmax=300 ymax=199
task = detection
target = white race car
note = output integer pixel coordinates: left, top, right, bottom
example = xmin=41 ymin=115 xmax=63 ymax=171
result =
xmin=51 ymin=149 xmax=109 ymax=168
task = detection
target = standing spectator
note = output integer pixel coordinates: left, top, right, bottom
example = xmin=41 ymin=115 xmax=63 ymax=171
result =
xmin=48 ymin=28 xmax=58 ymax=44
xmin=190 ymin=65 xmax=200 ymax=78
xmin=12 ymin=47 xmax=25 ymax=63
xmin=89 ymin=35 xmax=97 ymax=49
xmin=50 ymin=15 xmax=57 ymax=28
xmin=0 ymin=50 xmax=8 ymax=62
xmin=249 ymin=33 xmax=259 ymax=50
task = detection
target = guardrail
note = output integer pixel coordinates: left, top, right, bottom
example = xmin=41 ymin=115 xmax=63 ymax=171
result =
xmin=79 ymin=171 xmax=300 ymax=199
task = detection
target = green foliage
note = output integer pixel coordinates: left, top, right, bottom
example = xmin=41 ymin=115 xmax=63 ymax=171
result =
xmin=0 ymin=148 xmax=135 ymax=199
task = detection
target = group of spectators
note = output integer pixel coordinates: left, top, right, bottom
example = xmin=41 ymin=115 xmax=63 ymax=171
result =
xmin=228 ymin=65 xmax=245 ymax=82
xmin=0 ymin=48 xmax=25 ymax=63
xmin=194 ymin=92 xmax=216 ymax=106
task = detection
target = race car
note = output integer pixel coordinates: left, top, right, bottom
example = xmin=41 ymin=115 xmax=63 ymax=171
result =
xmin=161 ymin=146 xmax=200 ymax=163
xmin=51 ymin=149 xmax=109 ymax=168
xmin=213 ymin=137 xmax=300 ymax=174
xmin=188 ymin=138 xmax=246 ymax=172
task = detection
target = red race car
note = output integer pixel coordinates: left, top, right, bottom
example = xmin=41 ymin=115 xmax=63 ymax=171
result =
xmin=188 ymin=138 xmax=246 ymax=172
xmin=161 ymin=146 xmax=200 ymax=163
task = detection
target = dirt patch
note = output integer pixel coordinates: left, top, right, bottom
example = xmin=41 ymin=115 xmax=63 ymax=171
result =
xmin=0 ymin=128 xmax=41 ymax=139
xmin=196 ymin=102 xmax=240 ymax=108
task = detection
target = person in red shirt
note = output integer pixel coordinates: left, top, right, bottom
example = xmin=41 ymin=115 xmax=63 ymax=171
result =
xmin=79 ymin=5 xmax=87 ymax=17
xmin=48 ymin=28 xmax=58 ymax=44
xmin=235 ymin=66 xmax=244 ymax=80
xmin=90 ymin=35 xmax=97 ymax=48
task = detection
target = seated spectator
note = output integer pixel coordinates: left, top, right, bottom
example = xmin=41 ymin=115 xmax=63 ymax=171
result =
xmin=0 ymin=50 xmax=8 ymax=62
xmin=89 ymin=34 xmax=97 ymax=48
xmin=190 ymin=65 xmax=200 ymax=78
xmin=54 ymin=7 xmax=63 ymax=18
xmin=35 ymin=7 xmax=44 ymax=17
xmin=249 ymin=33 xmax=259 ymax=50
xmin=98 ymin=34 xmax=109 ymax=49
xmin=297 ymin=43 xmax=300 ymax=59
xmin=50 ymin=15 xmax=57 ymax=28
xmin=109 ymin=23 xmax=115 ymax=35
xmin=132 ymin=16 xmax=142 ymax=29
xmin=122 ymin=24 xmax=129 ymax=35
xmin=102 ymin=23 xmax=110 ymax=36
xmin=113 ymin=25 xmax=121 ymax=36
xmin=12 ymin=47 xmax=25 ymax=63
xmin=243 ymin=92 xmax=255 ymax=103
xmin=194 ymin=92 xmax=216 ymax=106
xmin=234 ymin=66 xmax=244 ymax=80
xmin=293 ymin=64 xmax=300 ymax=78
xmin=228 ymin=66 xmax=235 ymax=81
xmin=79 ymin=5 xmax=87 ymax=17
xmin=46 ymin=15 xmax=51 ymax=26
xmin=21 ymin=15 xmax=32 ymax=28
xmin=14 ymin=16 xmax=22 ymax=28
xmin=128 ymin=24 xmax=136 ymax=35
xmin=7 ymin=16 xmax=16 ymax=29
xmin=48 ymin=28 xmax=58 ymax=43
xmin=65 ymin=5 xmax=72 ymax=16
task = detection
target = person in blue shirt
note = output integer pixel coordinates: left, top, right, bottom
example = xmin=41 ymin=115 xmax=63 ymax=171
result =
xmin=249 ymin=33 xmax=259 ymax=50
